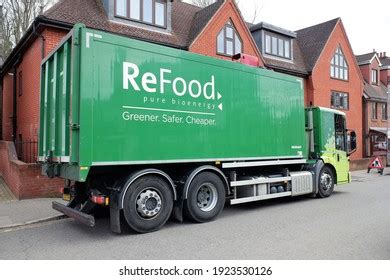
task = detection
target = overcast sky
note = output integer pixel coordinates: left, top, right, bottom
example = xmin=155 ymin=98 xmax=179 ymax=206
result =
xmin=188 ymin=0 xmax=389 ymax=56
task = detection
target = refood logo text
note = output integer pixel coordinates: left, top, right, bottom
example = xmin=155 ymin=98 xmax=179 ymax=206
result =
xmin=122 ymin=62 xmax=223 ymax=112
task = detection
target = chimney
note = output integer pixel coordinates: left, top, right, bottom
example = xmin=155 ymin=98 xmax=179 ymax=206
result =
xmin=384 ymin=52 xmax=387 ymax=58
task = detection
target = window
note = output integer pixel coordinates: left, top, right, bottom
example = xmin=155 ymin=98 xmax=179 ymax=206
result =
xmin=18 ymin=71 xmax=23 ymax=97
xmin=382 ymin=103 xmax=388 ymax=120
xmin=335 ymin=114 xmax=346 ymax=151
xmin=115 ymin=0 xmax=167 ymax=27
xmin=217 ymin=21 xmax=242 ymax=56
xmin=264 ymin=33 xmax=292 ymax=59
xmin=372 ymin=102 xmax=378 ymax=119
xmin=331 ymin=91 xmax=349 ymax=110
xmin=371 ymin=69 xmax=378 ymax=85
xmin=330 ymin=47 xmax=348 ymax=80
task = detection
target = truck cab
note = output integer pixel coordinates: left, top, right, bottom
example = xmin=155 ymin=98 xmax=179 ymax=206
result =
xmin=308 ymin=107 xmax=356 ymax=184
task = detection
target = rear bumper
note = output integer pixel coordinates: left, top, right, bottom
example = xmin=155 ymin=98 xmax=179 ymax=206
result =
xmin=52 ymin=201 xmax=95 ymax=227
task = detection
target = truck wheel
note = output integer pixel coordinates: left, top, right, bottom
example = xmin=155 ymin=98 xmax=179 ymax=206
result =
xmin=184 ymin=172 xmax=226 ymax=223
xmin=123 ymin=176 xmax=173 ymax=233
xmin=317 ymin=166 xmax=335 ymax=198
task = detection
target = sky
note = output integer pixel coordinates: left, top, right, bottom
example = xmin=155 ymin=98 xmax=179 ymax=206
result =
xmin=188 ymin=0 xmax=390 ymax=56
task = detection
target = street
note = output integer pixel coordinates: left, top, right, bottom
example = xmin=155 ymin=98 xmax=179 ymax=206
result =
xmin=0 ymin=170 xmax=389 ymax=260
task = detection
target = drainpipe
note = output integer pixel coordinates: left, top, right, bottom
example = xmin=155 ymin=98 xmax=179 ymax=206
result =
xmin=32 ymin=22 xmax=46 ymax=59
xmin=12 ymin=55 xmax=22 ymax=142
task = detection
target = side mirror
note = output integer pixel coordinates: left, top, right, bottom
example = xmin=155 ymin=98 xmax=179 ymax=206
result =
xmin=347 ymin=130 xmax=357 ymax=156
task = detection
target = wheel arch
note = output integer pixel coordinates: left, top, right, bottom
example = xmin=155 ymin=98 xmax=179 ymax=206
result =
xmin=118 ymin=169 xmax=177 ymax=209
xmin=324 ymin=163 xmax=338 ymax=184
xmin=183 ymin=165 xmax=229 ymax=199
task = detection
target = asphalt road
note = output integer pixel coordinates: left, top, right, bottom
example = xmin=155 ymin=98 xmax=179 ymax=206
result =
xmin=0 ymin=170 xmax=389 ymax=260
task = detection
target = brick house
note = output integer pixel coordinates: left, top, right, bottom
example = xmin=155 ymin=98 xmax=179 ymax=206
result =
xmin=356 ymin=52 xmax=389 ymax=160
xmin=250 ymin=18 xmax=364 ymax=166
xmin=0 ymin=0 xmax=263 ymax=198
xmin=379 ymin=53 xmax=390 ymax=165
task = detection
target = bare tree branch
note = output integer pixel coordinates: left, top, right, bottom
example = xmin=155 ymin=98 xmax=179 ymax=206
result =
xmin=191 ymin=0 xmax=261 ymax=23
xmin=191 ymin=0 xmax=216 ymax=8
xmin=0 ymin=0 xmax=54 ymax=59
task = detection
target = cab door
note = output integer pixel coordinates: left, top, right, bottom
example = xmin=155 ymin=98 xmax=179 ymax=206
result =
xmin=334 ymin=114 xmax=349 ymax=183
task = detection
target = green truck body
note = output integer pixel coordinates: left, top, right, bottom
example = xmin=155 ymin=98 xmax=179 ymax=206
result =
xmin=39 ymin=25 xmax=306 ymax=182
xmin=39 ymin=25 xmax=354 ymax=233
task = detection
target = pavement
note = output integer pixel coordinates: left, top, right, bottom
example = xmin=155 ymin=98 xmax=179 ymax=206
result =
xmin=0 ymin=168 xmax=388 ymax=230
xmin=0 ymin=178 xmax=64 ymax=231
xmin=0 ymin=178 xmax=16 ymax=202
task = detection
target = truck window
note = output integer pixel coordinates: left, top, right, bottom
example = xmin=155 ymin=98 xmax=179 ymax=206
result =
xmin=335 ymin=114 xmax=346 ymax=151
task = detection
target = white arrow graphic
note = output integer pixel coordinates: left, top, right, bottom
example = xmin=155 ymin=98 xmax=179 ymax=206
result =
xmin=217 ymin=92 xmax=222 ymax=100
xmin=218 ymin=104 xmax=223 ymax=111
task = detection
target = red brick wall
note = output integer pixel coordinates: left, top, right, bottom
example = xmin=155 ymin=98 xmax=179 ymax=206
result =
xmin=189 ymin=0 xmax=264 ymax=66
xmin=2 ymin=74 xmax=13 ymax=141
xmin=0 ymin=27 xmax=68 ymax=198
xmin=360 ymin=64 xmax=370 ymax=83
xmin=42 ymin=27 xmax=69 ymax=57
xmin=14 ymin=28 xmax=68 ymax=143
xmin=306 ymin=21 xmax=364 ymax=160
xmin=0 ymin=141 xmax=62 ymax=199
xmin=380 ymin=69 xmax=390 ymax=86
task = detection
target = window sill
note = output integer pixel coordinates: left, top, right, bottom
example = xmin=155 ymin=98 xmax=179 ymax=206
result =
xmin=331 ymin=106 xmax=349 ymax=111
xmin=330 ymin=77 xmax=349 ymax=82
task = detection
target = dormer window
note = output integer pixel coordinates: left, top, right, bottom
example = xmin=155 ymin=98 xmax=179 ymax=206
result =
xmin=331 ymin=47 xmax=348 ymax=80
xmin=264 ymin=32 xmax=292 ymax=60
xmin=371 ymin=69 xmax=378 ymax=85
xmin=217 ymin=21 xmax=242 ymax=56
xmin=115 ymin=0 xmax=167 ymax=28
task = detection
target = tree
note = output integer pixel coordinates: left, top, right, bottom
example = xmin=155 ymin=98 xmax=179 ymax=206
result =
xmin=0 ymin=0 xmax=53 ymax=60
xmin=191 ymin=0 xmax=214 ymax=7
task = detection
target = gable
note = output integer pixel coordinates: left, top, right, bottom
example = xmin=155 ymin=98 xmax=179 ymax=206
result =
xmin=296 ymin=18 xmax=339 ymax=72
xmin=189 ymin=0 xmax=264 ymax=65
xmin=316 ymin=20 xmax=363 ymax=81
xmin=356 ymin=52 xmax=382 ymax=66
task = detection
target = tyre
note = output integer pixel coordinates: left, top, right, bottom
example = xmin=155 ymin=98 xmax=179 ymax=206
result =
xmin=184 ymin=172 xmax=226 ymax=223
xmin=317 ymin=165 xmax=335 ymax=198
xmin=123 ymin=175 xmax=173 ymax=233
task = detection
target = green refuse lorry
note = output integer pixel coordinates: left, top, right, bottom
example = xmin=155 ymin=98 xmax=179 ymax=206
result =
xmin=39 ymin=24 xmax=357 ymax=233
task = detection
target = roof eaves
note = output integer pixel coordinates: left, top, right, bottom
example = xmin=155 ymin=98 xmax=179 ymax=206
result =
xmin=265 ymin=64 xmax=308 ymax=77
xmin=250 ymin=22 xmax=297 ymax=38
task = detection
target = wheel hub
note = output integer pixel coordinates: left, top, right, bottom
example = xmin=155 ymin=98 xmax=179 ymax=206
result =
xmin=136 ymin=189 xmax=162 ymax=218
xmin=196 ymin=183 xmax=218 ymax=212
xmin=320 ymin=172 xmax=333 ymax=191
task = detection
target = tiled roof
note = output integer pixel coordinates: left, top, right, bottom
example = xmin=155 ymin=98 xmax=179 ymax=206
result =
xmin=187 ymin=0 xmax=224 ymax=45
xmin=355 ymin=52 xmax=376 ymax=64
xmin=43 ymin=0 xmax=222 ymax=49
xmin=363 ymin=81 xmax=388 ymax=101
xmin=296 ymin=18 xmax=339 ymax=72
xmin=380 ymin=56 xmax=390 ymax=67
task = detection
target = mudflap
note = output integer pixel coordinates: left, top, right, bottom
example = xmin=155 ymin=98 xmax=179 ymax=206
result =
xmin=109 ymin=189 xmax=124 ymax=234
